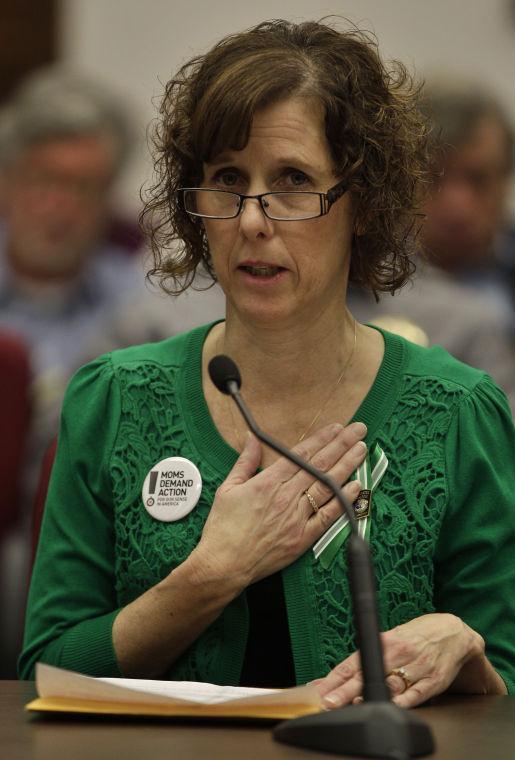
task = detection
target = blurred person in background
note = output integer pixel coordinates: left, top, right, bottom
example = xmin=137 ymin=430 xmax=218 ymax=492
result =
xmin=421 ymin=80 xmax=515 ymax=318
xmin=0 ymin=67 xmax=141 ymax=676
xmin=0 ymin=67 xmax=226 ymax=402
xmin=349 ymin=80 xmax=515 ymax=411
xmin=0 ymin=66 xmax=142 ymax=492
xmin=86 ymin=259 xmax=226 ymax=357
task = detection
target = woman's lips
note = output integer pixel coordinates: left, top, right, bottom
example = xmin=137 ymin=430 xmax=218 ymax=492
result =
xmin=239 ymin=264 xmax=284 ymax=277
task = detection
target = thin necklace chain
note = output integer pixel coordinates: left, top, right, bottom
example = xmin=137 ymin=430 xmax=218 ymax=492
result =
xmin=297 ymin=318 xmax=357 ymax=444
xmin=217 ymin=320 xmax=358 ymax=451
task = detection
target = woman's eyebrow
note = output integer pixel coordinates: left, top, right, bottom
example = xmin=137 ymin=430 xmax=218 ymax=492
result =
xmin=206 ymin=150 xmax=317 ymax=167
xmin=274 ymin=156 xmax=315 ymax=171
xmin=205 ymin=152 xmax=236 ymax=167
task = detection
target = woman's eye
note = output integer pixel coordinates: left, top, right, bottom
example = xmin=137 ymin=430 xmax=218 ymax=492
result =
xmin=285 ymin=170 xmax=310 ymax=187
xmin=213 ymin=169 xmax=241 ymax=188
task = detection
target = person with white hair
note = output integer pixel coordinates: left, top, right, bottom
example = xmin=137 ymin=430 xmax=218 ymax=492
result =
xmin=0 ymin=65 xmax=145 ymax=677
xmin=0 ymin=66 xmax=139 ymax=375
xmin=0 ymin=66 xmax=142 ymax=487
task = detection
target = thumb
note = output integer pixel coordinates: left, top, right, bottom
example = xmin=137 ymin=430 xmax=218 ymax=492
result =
xmin=223 ymin=433 xmax=262 ymax=488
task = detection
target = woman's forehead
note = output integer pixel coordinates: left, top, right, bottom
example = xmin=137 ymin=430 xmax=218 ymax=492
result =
xmin=203 ymin=97 xmax=329 ymax=166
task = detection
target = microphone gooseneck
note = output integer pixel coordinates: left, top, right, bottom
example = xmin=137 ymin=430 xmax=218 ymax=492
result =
xmin=208 ymin=353 xmax=434 ymax=758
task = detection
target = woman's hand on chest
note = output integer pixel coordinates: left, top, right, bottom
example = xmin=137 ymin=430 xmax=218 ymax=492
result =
xmin=188 ymin=420 xmax=367 ymax=593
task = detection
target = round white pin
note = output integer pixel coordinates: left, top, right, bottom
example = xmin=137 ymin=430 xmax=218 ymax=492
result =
xmin=142 ymin=457 xmax=202 ymax=522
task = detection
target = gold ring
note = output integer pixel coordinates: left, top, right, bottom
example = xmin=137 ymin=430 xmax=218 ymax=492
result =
xmin=303 ymin=490 xmax=319 ymax=514
xmin=388 ymin=667 xmax=412 ymax=691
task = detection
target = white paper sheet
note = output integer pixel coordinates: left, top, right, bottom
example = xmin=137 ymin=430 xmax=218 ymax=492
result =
xmin=36 ymin=663 xmax=321 ymax=708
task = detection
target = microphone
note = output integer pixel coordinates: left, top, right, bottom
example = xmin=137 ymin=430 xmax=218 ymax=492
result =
xmin=209 ymin=354 xmax=434 ymax=758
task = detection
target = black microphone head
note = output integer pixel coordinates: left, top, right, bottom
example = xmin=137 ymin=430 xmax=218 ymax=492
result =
xmin=208 ymin=354 xmax=242 ymax=395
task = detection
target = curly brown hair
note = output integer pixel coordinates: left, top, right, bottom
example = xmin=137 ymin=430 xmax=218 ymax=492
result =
xmin=141 ymin=18 xmax=432 ymax=295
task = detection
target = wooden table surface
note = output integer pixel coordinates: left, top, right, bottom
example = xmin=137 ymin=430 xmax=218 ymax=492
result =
xmin=3 ymin=681 xmax=514 ymax=760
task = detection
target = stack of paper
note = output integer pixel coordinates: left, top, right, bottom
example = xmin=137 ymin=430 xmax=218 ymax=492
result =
xmin=26 ymin=663 xmax=323 ymax=720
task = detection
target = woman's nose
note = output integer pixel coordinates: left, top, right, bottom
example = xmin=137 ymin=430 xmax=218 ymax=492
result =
xmin=238 ymin=196 xmax=273 ymax=238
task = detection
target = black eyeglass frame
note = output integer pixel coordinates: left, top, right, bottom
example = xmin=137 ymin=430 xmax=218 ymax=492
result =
xmin=177 ymin=178 xmax=349 ymax=221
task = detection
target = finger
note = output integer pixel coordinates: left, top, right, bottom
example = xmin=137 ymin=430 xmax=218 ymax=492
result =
xmin=386 ymin=672 xmax=410 ymax=697
xmin=303 ymin=438 xmax=367 ymax=509
xmin=321 ymin=670 xmax=364 ymax=709
xmin=291 ymin=421 xmax=366 ymax=499
xmin=313 ymin=653 xmax=362 ymax=707
xmin=384 ymin=657 xmax=448 ymax=707
xmin=392 ymin=677 xmax=435 ymax=709
xmin=219 ymin=433 xmax=262 ymax=490
xmin=388 ymin=657 xmax=456 ymax=708
xmin=341 ymin=477 xmax=363 ymax=505
xmin=301 ymin=439 xmax=367 ymax=531
xmin=308 ymin=422 xmax=367 ymax=475
xmin=305 ymin=479 xmax=362 ymax=534
xmin=269 ymin=423 xmax=346 ymax=482
xmin=315 ymin=655 xmax=361 ymax=695
xmin=381 ymin=642 xmax=425 ymax=703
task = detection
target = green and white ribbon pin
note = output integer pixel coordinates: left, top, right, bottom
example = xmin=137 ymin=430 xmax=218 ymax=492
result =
xmin=313 ymin=442 xmax=388 ymax=569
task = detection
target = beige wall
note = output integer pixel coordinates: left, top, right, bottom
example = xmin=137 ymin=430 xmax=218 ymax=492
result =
xmin=59 ymin=0 xmax=515 ymax=216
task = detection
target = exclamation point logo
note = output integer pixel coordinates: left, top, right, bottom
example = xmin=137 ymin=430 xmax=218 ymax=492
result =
xmin=146 ymin=470 xmax=159 ymax=506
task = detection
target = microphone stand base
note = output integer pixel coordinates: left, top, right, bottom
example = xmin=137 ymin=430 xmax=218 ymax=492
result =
xmin=273 ymin=701 xmax=435 ymax=758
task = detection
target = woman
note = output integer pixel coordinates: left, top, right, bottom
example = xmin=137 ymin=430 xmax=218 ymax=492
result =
xmin=20 ymin=20 xmax=515 ymax=707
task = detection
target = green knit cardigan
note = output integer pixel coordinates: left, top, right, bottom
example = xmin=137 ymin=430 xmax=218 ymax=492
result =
xmin=19 ymin=324 xmax=515 ymax=694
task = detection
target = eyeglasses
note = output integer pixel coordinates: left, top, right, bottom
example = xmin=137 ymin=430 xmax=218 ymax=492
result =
xmin=178 ymin=178 xmax=349 ymax=221
xmin=15 ymin=167 xmax=111 ymax=202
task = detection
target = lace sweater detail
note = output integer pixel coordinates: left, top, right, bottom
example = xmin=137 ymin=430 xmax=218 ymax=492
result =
xmin=313 ymin=375 xmax=461 ymax=671
xmin=111 ymin=361 xmax=227 ymax=681
xmin=19 ymin=323 xmax=515 ymax=694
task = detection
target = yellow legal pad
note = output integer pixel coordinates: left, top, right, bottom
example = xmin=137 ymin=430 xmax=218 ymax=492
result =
xmin=26 ymin=663 xmax=323 ymax=721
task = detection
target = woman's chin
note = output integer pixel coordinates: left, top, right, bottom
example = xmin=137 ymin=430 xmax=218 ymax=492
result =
xmin=227 ymin=297 xmax=302 ymax=330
